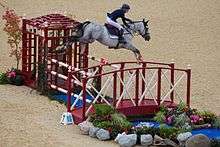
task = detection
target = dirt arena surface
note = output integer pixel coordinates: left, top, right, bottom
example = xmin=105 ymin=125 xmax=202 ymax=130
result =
xmin=0 ymin=0 xmax=219 ymax=146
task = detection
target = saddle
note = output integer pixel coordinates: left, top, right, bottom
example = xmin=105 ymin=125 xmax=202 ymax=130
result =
xmin=104 ymin=23 xmax=120 ymax=37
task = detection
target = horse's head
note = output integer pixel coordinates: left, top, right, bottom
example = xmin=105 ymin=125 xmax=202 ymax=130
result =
xmin=128 ymin=19 xmax=151 ymax=41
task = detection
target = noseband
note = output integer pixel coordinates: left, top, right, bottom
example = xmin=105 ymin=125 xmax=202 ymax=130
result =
xmin=127 ymin=20 xmax=149 ymax=38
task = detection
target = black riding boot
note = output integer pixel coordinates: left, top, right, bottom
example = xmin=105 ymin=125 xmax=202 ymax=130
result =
xmin=118 ymin=29 xmax=126 ymax=44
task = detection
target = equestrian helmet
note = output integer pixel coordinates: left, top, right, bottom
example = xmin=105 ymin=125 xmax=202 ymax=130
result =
xmin=121 ymin=4 xmax=130 ymax=10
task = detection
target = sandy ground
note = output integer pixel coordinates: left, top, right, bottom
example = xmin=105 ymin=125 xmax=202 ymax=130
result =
xmin=0 ymin=0 xmax=220 ymax=146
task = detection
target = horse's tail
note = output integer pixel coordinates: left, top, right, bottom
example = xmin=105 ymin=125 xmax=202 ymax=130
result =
xmin=54 ymin=21 xmax=91 ymax=52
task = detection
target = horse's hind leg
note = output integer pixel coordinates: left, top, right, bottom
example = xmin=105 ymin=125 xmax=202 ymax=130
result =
xmin=123 ymin=44 xmax=143 ymax=63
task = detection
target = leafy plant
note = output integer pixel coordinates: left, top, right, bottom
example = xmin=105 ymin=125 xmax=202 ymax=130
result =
xmin=11 ymin=74 xmax=24 ymax=86
xmin=0 ymin=72 xmax=8 ymax=84
xmin=2 ymin=9 xmax=22 ymax=69
xmin=133 ymin=124 xmax=183 ymax=141
xmin=176 ymin=101 xmax=187 ymax=112
xmin=93 ymin=120 xmax=113 ymax=130
xmin=197 ymin=110 xmax=217 ymax=124
xmin=93 ymin=104 xmax=115 ymax=117
xmin=213 ymin=117 xmax=220 ymax=129
xmin=153 ymin=111 xmax=166 ymax=123
xmin=89 ymin=104 xmax=132 ymax=139
xmin=160 ymin=105 xmax=168 ymax=113
xmin=6 ymin=68 xmax=24 ymax=86
xmin=134 ymin=126 xmax=160 ymax=137
xmin=173 ymin=113 xmax=190 ymax=127
xmin=111 ymin=113 xmax=132 ymax=131
xmin=159 ymin=125 xmax=181 ymax=140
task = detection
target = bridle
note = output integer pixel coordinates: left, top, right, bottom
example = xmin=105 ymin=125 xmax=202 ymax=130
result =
xmin=125 ymin=19 xmax=150 ymax=39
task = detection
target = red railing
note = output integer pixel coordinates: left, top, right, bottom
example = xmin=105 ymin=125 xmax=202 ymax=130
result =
xmin=67 ymin=62 xmax=191 ymax=121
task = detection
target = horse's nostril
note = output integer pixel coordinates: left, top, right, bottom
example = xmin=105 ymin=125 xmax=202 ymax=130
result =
xmin=145 ymin=36 xmax=150 ymax=41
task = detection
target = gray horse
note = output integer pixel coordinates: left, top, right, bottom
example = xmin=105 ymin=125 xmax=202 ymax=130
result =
xmin=58 ymin=19 xmax=150 ymax=62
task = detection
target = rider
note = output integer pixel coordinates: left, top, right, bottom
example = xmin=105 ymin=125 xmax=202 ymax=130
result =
xmin=106 ymin=4 xmax=132 ymax=43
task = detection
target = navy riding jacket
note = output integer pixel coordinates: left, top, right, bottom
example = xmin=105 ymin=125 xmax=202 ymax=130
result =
xmin=107 ymin=9 xmax=131 ymax=24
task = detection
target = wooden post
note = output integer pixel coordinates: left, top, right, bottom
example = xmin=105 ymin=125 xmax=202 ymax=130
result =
xmin=120 ymin=63 xmax=125 ymax=99
xmin=67 ymin=67 xmax=72 ymax=112
xmin=135 ymin=69 xmax=139 ymax=106
xmin=82 ymin=76 xmax=87 ymax=120
xmin=170 ymin=60 xmax=175 ymax=103
xmin=113 ymin=72 xmax=117 ymax=107
xmin=157 ymin=68 xmax=162 ymax=106
xmin=142 ymin=62 xmax=146 ymax=100
xmin=186 ymin=65 xmax=191 ymax=108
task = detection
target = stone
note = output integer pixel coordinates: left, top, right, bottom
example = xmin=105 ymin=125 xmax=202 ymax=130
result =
xmin=115 ymin=132 xmax=126 ymax=143
xmin=177 ymin=132 xmax=192 ymax=142
xmin=186 ymin=134 xmax=211 ymax=147
xmin=78 ymin=121 xmax=94 ymax=135
xmin=153 ymin=135 xmax=166 ymax=146
xmin=117 ymin=134 xmax=137 ymax=147
xmin=96 ymin=129 xmax=110 ymax=141
xmin=177 ymin=132 xmax=192 ymax=147
xmin=89 ymin=127 xmax=100 ymax=138
xmin=140 ymin=134 xmax=153 ymax=146
xmin=164 ymin=139 xmax=178 ymax=147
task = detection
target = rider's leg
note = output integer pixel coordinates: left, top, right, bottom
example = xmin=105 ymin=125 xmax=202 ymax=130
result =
xmin=118 ymin=29 xmax=126 ymax=43
xmin=106 ymin=17 xmax=123 ymax=30
xmin=106 ymin=17 xmax=125 ymax=44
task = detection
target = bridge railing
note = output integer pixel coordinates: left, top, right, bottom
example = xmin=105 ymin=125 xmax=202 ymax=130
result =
xmin=72 ymin=64 xmax=191 ymax=120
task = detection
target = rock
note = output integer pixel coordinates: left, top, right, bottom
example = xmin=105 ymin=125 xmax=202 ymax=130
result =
xmin=78 ymin=121 xmax=94 ymax=135
xmin=186 ymin=134 xmax=211 ymax=147
xmin=140 ymin=134 xmax=153 ymax=146
xmin=117 ymin=134 xmax=137 ymax=147
xmin=164 ymin=139 xmax=178 ymax=147
xmin=115 ymin=132 xmax=127 ymax=143
xmin=89 ymin=127 xmax=100 ymax=138
xmin=153 ymin=135 xmax=177 ymax=146
xmin=177 ymin=132 xmax=192 ymax=142
xmin=177 ymin=132 xmax=192 ymax=146
xmin=153 ymin=135 xmax=166 ymax=146
xmin=96 ymin=129 xmax=110 ymax=141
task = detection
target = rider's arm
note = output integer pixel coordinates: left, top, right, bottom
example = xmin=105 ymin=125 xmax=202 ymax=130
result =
xmin=122 ymin=17 xmax=132 ymax=23
xmin=121 ymin=16 xmax=132 ymax=27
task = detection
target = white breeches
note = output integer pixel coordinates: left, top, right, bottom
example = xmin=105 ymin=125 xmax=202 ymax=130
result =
xmin=106 ymin=17 xmax=123 ymax=30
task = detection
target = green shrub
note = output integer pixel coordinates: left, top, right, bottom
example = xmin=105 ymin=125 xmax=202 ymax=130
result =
xmin=173 ymin=113 xmax=190 ymax=128
xmin=134 ymin=126 xmax=160 ymax=137
xmin=159 ymin=125 xmax=181 ymax=140
xmin=0 ymin=72 xmax=8 ymax=84
xmin=93 ymin=104 xmax=115 ymax=117
xmin=153 ymin=111 xmax=166 ymax=123
xmin=5 ymin=68 xmax=24 ymax=86
xmin=93 ymin=120 xmax=113 ymax=130
xmin=198 ymin=110 xmax=217 ymax=124
xmin=11 ymin=75 xmax=24 ymax=86
xmin=176 ymin=101 xmax=187 ymax=112
xmin=213 ymin=117 xmax=220 ymax=128
xmin=111 ymin=113 xmax=132 ymax=130
xmin=133 ymin=125 xmax=183 ymax=141
xmin=160 ymin=105 xmax=168 ymax=113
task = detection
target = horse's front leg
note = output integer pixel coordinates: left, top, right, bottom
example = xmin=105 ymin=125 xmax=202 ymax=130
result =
xmin=123 ymin=44 xmax=143 ymax=63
